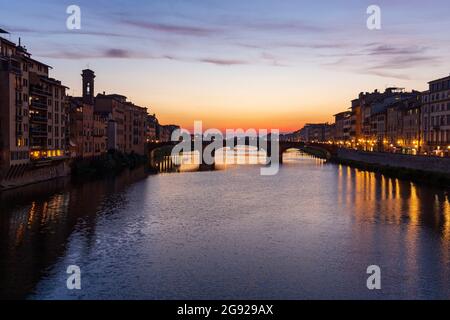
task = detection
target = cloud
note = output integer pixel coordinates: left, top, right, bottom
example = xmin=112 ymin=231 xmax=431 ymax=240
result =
xmin=321 ymin=41 xmax=442 ymax=79
xmin=4 ymin=25 xmax=137 ymax=39
xmin=370 ymin=55 xmax=440 ymax=70
xmin=236 ymin=41 xmax=347 ymax=51
xmin=35 ymin=48 xmax=150 ymax=60
xmin=365 ymin=43 xmax=428 ymax=56
xmin=361 ymin=69 xmax=412 ymax=80
xmin=122 ymin=20 xmax=218 ymax=37
xmin=198 ymin=58 xmax=248 ymax=66
xmin=244 ymin=21 xmax=326 ymax=33
xmin=35 ymin=47 xmax=253 ymax=67
xmin=103 ymin=49 xmax=131 ymax=58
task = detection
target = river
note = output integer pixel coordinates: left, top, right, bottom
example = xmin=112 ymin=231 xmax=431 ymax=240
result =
xmin=0 ymin=151 xmax=449 ymax=299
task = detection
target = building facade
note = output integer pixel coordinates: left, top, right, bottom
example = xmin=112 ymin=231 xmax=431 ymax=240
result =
xmin=124 ymin=101 xmax=147 ymax=155
xmin=421 ymin=75 xmax=450 ymax=156
xmin=95 ymin=92 xmax=147 ymax=155
xmin=298 ymin=123 xmax=332 ymax=143
xmin=68 ymin=69 xmax=107 ymax=158
xmin=145 ymin=114 xmax=159 ymax=143
xmin=401 ymin=96 xmax=421 ymax=154
xmin=1 ymin=35 xmax=68 ymax=181
xmin=158 ymin=124 xmax=180 ymax=142
xmin=334 ymin=111 xmax=352 ymax=145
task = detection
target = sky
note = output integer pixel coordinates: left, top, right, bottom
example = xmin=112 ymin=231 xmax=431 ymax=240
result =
xmin=2 ymin=0 xmax=450 ymax=132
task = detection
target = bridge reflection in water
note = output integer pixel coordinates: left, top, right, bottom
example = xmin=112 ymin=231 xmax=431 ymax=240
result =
xmin=151 ymin=146 xmax=318 ymax=173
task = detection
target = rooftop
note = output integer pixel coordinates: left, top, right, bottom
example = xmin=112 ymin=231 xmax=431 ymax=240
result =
xmin=428 ymin=74 xmax=450 ymax=84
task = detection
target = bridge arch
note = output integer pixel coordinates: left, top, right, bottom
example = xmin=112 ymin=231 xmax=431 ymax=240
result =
xmin=146 ymin=140 xmax=314 ymax=168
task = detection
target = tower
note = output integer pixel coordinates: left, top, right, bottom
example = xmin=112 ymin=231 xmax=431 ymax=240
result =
xmin=82 ymin=69 xmax=95 ymax=105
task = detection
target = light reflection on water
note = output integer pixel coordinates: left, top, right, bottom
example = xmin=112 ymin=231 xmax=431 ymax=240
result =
xmin=0 ymin=152 xmax=449 ymax=299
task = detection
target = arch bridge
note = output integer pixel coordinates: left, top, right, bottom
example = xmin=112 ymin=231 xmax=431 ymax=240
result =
xmin=147 ymin=139 xmax=336 ymax=165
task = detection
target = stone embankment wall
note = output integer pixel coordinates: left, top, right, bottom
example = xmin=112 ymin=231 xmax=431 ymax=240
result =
xmin=336 ymin=149 xmax=450 ymax=175
xmin=0 ymin=160 xmax=71 ymax=191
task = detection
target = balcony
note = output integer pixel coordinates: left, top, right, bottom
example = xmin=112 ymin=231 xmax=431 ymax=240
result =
xmin=30 ymin=100 xmax=47 ymax=110
xmin=30 ymin=86 xmax=52 ymax=97
xmin=30 ymin=115 xmax=47 ymax=124
xmin=30 ymin=128 xmax=47 ymax=137
xmin=0 ymin=59 xmax=22 ymax=74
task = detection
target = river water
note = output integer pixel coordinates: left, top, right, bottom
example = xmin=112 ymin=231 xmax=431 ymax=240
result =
xmin=0 ymin=151 xmax=449 ymax=299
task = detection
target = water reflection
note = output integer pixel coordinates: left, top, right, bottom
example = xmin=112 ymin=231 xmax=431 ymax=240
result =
xmin=335 ymin=164 xmax=450 ymax=239
xmin=0 ymin=153 xmax=449 ymax=299
xmin=0 ymin=168 xmax=148 ymax=299
xmin=153 ymin=146 xmax=269 ymax=173
xmin=154 ymin=147 xmax=320 ymax=173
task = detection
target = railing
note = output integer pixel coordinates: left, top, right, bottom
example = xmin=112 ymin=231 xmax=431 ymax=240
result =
xmin=30 ymin=100 xmax=47 ymax=110
xmin=5 ymin=61 xmax=22 ymax=74
xmin=30 ymin=115 xmax=47 ymax=123
xmin=30 ymin=86 xmax=52 ymax=96
xmin=30 ymin=129 xmax=47 ymax=136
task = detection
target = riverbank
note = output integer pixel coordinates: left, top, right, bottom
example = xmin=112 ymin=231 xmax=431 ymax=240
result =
xmin=0 ymin=151 xmax=149 ymax=192
xmin=0 ymin=160 xmax=71 ymax=191
xmin=301 ymin=146 xmax=331 ymax=159
xmin=329 ymin=149 xmax=450 ymax=187
xmin=71 ymin=150 xmax=148 ymax=177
